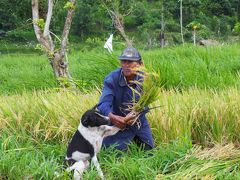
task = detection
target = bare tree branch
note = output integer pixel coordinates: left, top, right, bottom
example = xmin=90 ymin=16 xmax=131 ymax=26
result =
xmin=160 ymin=0 xmax=165 ymax=48
xmin=102 ymin=0 xmax=132 ymax=47
xmin=108 ymin=9 xmax=132 ymax=47
xmin=43 ymin=0 xmax=53 ymax=37
xmin=32 ymin=0 xmax=52 ymax=51
xmin=32 ymin=0 xmax=42 ymax=42
xmin=44 ymin=0 xmax=54 ymax=52
xmin=180 ymin=0 xmax=184 ymax=44
xmin=60 ymin=0 xmax=77 ymax=57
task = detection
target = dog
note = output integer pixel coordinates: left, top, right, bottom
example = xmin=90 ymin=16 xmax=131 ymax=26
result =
xmin=64 ymin=107 xmax=120 ymax=180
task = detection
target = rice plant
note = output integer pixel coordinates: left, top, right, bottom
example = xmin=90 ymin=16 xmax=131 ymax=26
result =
xmin=0 ymin=90 xmax=101 ymax=143
xmin=1 ymin=87 xmax=240 ymax=146
xmin=1 ymin=44 xmax=240 ymax=94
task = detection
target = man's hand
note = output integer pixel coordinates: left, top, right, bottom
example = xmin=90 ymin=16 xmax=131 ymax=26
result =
xmin=124 ymin=111 xmax=140 ymax=125
xmin=108 ymin=112 xmax=126 ymax=129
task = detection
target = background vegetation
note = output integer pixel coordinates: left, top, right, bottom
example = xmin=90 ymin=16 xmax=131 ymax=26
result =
xmin=1 ymin=44 xmax=240 ymax=179
xmin=1 ymin=0 xmax=240 ymax=46
xmin=1 ymin=44 xmax=240 ymax=94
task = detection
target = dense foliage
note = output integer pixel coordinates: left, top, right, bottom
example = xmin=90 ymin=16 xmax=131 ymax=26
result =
xmin=0 ymin=0 xmax=240 ymax=45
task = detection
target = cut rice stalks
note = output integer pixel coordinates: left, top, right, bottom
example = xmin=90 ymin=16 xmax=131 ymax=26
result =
xmin=124 ymin=67 xmax=162 ymax=126
xmin=156 ymin=143 xmax=240 ymax=179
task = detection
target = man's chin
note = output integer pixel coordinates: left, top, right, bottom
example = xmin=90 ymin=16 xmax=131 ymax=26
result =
xmin=123 ymin=71 xmax=132 ymax=76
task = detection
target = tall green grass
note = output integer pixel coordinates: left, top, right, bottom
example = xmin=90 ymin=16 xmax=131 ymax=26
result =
xmin=1 ymin=44 xmax=240 ymax=94
xmin=0 ymin=132 xmax=191 ymax=180
xmin=0 ymin=134 xmax=64 ymax=179
xmin=1 ymin=134 xmax=238 ymax=179
xmin=0 ymin=50 xmax=119 ymax=94
xmin=0 ymin=54 xmax=57 ymax=94
xmin=144 ymin=44 xmax=240 ymax=89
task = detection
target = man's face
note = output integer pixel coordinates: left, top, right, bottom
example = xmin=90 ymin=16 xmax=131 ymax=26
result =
xmin=121 ymin=60 xmax=141 ymax=79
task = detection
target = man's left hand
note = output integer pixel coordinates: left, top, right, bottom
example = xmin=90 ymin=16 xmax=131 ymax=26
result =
xmin=124 ymin=111 xmax=140 ymax=125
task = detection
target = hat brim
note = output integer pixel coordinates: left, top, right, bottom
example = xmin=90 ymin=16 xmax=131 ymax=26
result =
xmin=118 ymin=56 xmax=141 ymax=61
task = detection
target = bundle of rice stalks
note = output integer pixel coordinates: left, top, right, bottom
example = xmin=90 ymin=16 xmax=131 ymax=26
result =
xmin=124 ymin=67 xmax=162 ymax=125
xmin=192 ymin=143 xmax=240 ymax=161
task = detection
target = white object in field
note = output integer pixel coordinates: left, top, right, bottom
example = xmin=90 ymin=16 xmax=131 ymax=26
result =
xmin=104 ymin=34 xmax=113 ymax=53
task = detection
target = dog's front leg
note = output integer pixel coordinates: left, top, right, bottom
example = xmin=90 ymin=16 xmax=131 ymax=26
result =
xmin=103 ymin=126 xmax=120 ymax=137
xmin=92 ymin=155 xmax=105 ymax=180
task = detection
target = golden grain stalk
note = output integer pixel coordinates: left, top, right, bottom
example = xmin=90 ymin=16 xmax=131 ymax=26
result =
xmin=124 ymin=67 xmax=161 ymax=125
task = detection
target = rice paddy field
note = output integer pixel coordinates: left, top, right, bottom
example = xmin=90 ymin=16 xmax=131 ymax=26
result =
xmin=1 ymin=43 xmax=240 ymax=179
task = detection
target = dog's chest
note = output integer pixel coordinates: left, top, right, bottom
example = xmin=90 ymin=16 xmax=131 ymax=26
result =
xmin=86 ymin=134 xmax=103 ymax=154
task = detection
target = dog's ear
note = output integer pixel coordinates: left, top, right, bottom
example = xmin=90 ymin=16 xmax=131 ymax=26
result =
xmin=81 ymin=110 xmax=90 ymax=127
xmin=81 ymin=109 xmax=97 ymax=127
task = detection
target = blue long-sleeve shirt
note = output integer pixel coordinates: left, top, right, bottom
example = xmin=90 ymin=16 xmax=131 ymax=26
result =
xmin=98 ymin=68 xmax=147 ymax=121
xmin=98 ymin=68 xmax=154 ymax=150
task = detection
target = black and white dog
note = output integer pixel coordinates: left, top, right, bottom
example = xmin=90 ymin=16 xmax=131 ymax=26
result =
xmin=64 ymin=107 xmax=119 ymax=180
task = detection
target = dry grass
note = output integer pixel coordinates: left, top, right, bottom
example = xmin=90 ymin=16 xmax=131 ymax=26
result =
xmin=156 ymin=143 xmax=240 ymax=179
xmin=1 ymin=87 xmax=240 ymax=146
xmin=0 ymin=89 xmax=100 ymax=143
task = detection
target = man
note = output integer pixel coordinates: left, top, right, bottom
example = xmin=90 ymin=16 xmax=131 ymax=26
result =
xmin=97 ymin=47 xmax=154 ymax=151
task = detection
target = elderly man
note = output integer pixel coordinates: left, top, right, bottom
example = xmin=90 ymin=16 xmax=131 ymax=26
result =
xmin=97 ymin=47 xmax=154 ymax=151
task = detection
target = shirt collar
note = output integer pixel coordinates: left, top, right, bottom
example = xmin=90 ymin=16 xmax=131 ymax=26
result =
xmin=119 ymin=69 xmax=127 ymax=87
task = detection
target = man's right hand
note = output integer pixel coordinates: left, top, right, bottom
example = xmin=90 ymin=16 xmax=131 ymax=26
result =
xmin=108 ymin=112 xmax=126 ymax=129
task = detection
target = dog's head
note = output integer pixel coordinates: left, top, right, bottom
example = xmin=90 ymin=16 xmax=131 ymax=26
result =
xmin=81 ymin=109 xmax=110 ymax=128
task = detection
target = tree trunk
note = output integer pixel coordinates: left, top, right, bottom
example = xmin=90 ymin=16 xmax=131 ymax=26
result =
xmin=51 ymin=52 xmax=69 ymax=77
xmin=193 ymin=29 xmax=196 ymax=45
xmin=160 ymin=1 xmax=165 ymax=48
xmin=120 ymin=30 xmax=132 ymax=47
xmin=111 ymin=11 xmax=132 ymax=47
xmin=32 ymin=0 xmax=76 ymax=88
xmin=105 ymin=5 xmax=132 ymax=47
xmin=160 ymin=31 xmax=165 ymax=48
xmin=180 ymin=0 xmax=184 ymax=44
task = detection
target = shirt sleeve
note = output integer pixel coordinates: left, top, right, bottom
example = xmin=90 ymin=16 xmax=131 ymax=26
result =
xmin=97 ymin=76 xmax=114 ymax=116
